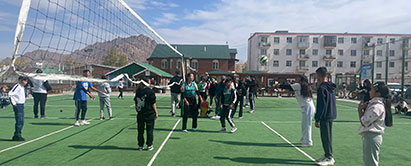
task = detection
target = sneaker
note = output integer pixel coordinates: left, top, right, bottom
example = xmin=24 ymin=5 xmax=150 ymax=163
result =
xmin=316 ymin=157 xmax=335 ymax=166
xmin=239 ymin=117 xmax=243 ymax=119
xmin=40 ymin=116 xmax=47 ymax=119
xmin=100 ymin=117 xmax=105 ymax=120
xmin=300 ymin=143 xmax=312 ymax=147
xmin=34 ymin=115 xmax=39 ymax=119
xmin=109 ymin=117 xmax=114 ymax=120
xmin=230 ymin=127 xmax=238 ymax=133
xmin=80 ymin=120 xmax=90 ymax=125
xmin=249 ymin=110 xmax=254 ymax=113
xmin=138 ymin=146 xmax=144 ymax=151
xmin=74 ymin=121 xmax=80 ymax=126
xmin=191 ymin=128 xmax=197 ymax=131
xmin=182 ymin=129 xmax=188 ymax=132
xmin=171 ymin=113 xmax=176 ymax=117
xmin=219 ymin=128 xmax=226 ymax=133
xmin=12 ymin=136 xmax=25 ymax=141
xmin=315 ymin=156 xmax=328 ymax=162
xmin=210 ymin=115 xmax=220 ymax=120
xmin=147 ymin=146 xmax=154 ymax=151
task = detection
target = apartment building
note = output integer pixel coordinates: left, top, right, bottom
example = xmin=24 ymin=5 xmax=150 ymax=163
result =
xmin=248 ymin=31 xmax=411 ymax=83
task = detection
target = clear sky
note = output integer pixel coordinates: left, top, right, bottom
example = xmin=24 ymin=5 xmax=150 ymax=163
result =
xmin=1 ymin=0 xmax=411 ymax=62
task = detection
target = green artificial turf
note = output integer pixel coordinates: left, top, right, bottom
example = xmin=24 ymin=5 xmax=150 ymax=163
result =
xmin=0 ymin=95 xmax=409 ymax=166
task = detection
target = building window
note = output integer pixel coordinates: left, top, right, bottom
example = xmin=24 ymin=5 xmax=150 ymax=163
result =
xmin=389 ymin=50 xmax=395 ymax=56
xmin=286 ymin=49 xmax=292 ymax=56
xmin=377 ymin=50 xmax=382 ymax=56
xmin=326 ymin=49 xmax=332 ymax=55
xmin=161 ymin=59 xmax=168 ymax=69
xmin=299 ymin=61 xmax=306 ymax=67
xmin=338 ymin=49 xmax=344 ymax=56
xmin=364 ymin=50 xmax=370 ymax=56
xmin=351 ymin=37 xmax=357 ymax=44
xmin=260 ymin=36 xmax=268 ymax=43
xmin=338 ymin=37 xmax=344 ymax=44
xmin=337 ymin=61 xmax=343 ymax=68
xmin=313 ymin=37 xmax=319 ymax=44
xmin=312 ymin=61 xmax=318 ymax=67
xmin=312 ymin=49 xmax=318 ymax=56
xmin=260 ymin=49 xmax=267 ymax=55
xmin=351 ymin=50 xmax=357 ymax=56
xmin=287 ymin=37 xmax=292 ymax=43
xmin=286 ymin=60 xmax=292 ymax=67
xmin=274 ymin=37 xmax=280 ymax=44
xmin=274 ymin=49 xmax=279 ymax=55
xmin=191 ymin=60 xmax=198 ymax=70
xmin=170 ymin=59 xmax=173 ymax=69
xmin=212 ymin=60 xmax=219 ymax=70
xmin=350 ymin=61 xmax=356 ymax=68
xmin=390 ymin=38 xmax=395 ymax=44
xmin=177 ymin=60 xmax=182 ymax=69
xmin=389 ymin=62 xmax=395 ymax=68
xmin=377 ymin=38 xmax=383 ymax=44
xmin=299 ymin=49 xmax=306 ymax=55
xmin=376 ymin=61 xmax=382 ymax=68
xmin=273 ymin=60 xmax=279 ymax=67
xmin=376 ymin=73 xmax=382 ymax=79
xmin=325 ymin=61 xmax=332 ymax=67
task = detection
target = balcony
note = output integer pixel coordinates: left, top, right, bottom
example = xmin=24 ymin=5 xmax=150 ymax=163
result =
xmin=297 ymin=42 xmax=310 ymax=48
xmin=323 ymin=55 xmax=336 ymax=61
xmin=297 ymin=54 xmax=310 ymax=61
xmin=323 ymin=36 xmax=337 ymax=48
xmin=258 ymin=42 xmax=271 ymax=48
xmin=296 ymin=66 xmax=309 ymax=73
xmin=363 ymin=42 xmax=374 ymax=49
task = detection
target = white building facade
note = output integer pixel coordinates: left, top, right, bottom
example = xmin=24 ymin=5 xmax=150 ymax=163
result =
xmin=248 ymin=31 xmax=411 ymax=82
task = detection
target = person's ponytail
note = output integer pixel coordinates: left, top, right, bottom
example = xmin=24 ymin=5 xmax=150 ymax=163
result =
xmin=384 ymin=97 xmax=393 ymax=127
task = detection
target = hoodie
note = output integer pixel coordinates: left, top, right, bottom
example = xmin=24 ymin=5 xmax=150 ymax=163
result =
xmin=315 ymin=82 xmax=337 ymax=122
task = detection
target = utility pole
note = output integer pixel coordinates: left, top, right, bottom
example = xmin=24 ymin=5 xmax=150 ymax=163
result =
xmin=401 ymin=38 xmax=408 ymax=98
xmin=371 ymin=44 xmax=375 ymax=83
xmin=385 ymin=42 xmax=389 ymax=84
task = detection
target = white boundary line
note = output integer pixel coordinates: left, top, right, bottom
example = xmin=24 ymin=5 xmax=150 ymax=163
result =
xmin=0 ymin=119 xmax=94 ymax=154
xmin=261 ymin=121 xmax=315 ymax=162
xmin=147 ymin=119 xmax=180 ymax=166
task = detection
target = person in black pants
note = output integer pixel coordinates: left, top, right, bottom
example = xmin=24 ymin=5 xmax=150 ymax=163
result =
xmin=208 ymin=78 xmax=217 ymax=108
xmin=117 ymin=78 xmax=125 ymax=99
xmin=233 ymin=79 xmax=246 ymax=119
xmin=181 ymin=73 xmax=203 ymax=132
xmin=248 ymin=76 xmax=258 ymax=113
xmin=29 ymin=69 xmax=49 ymax=119
xmin=314 ymin=67 xmax=337 ymax=166
xmin=134 ymin=77 xmax=158 ymax=151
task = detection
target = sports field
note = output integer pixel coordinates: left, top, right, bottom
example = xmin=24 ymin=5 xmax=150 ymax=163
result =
xmin=0 ymin=95 xmax=409 ymax=166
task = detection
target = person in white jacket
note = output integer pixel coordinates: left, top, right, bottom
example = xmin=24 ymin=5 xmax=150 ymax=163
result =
xmin=9 ymin=76 xmax=28 ymax=141
xmin=98 ymin=75 xmax=113 ymax=120
xmin=358 ymin=82 xmax=392 ymax=166
xmin=30 ymin=69 xmax=49 ymax=119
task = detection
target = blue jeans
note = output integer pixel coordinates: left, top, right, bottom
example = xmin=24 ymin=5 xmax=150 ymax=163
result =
xmin=75 ymin=100 xmax=87 ymax=121
xmin=13 ymin=104 xmax=24 ymax=137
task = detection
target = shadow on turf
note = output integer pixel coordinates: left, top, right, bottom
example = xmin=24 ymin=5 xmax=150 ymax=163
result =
xmin=69 ymin=145 xmax=138 ymax=151
xmin=129 ymin=128 xmax=220 ymax=133
xmin=214 ymin=157 xmax=315 ymax=165
xmin=209 ymin=140 xmax=294 ymax=147
xmin=0 ymin=138 xmax=13 ymax=142
xmin=30 ymin=122 xmax=73 ymax=126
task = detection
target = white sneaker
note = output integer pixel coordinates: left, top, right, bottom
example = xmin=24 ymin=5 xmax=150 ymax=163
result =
xmin=80 ymin=120 xmax=90 ymax=125
xmin=147 ymin=146 xmax=154 ymax=151
xmin=316 ymin=157 xmax=335 ymax=166
xmin=300 ymin=143 xmax=312 ymax=147
xmin=249 ymin=110 xmax=254 ymax=113
xmin=182 ymin=129 xmax=188 ymax=132
xmin=210 ymin=115 xmax=220 ymax=120
xmin=191 ymin=128 xmax=197 ymax=131
xmin=239 ymin=117 xmax=243 ymax=119
xmin=219 ymin=128 xmax=226 ymax=133
xmin=230 ymin=127 xmax=237 ymax=133
xmin=315 ymin=156 xmax=327 ymax=162
xmin=74 ymin=121 xmax=80 ymax=126
xmin=138 ymin=146 xmax=143 ymax=151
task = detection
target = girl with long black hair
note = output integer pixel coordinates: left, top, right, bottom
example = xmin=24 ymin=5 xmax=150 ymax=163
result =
xmin=279 ymin=75 xmax=315 ymax=147
xmin=357 ymin=82 xmax=392 ymax=166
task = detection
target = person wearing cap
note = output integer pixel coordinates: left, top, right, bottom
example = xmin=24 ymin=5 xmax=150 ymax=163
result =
xmin=358 ymin=82 xmax=392 ymax=166
xmin=9 ymin=76 xmax=28 ymax=141
xmin=29 ymin=69 xmax=49 ymax=119
xmin=168 ymin=71 xmax=182 ymax=117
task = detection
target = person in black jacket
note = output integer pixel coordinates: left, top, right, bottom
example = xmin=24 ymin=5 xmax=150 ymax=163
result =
xmin=134 ymin=77 xmax=158 ymax=151
xmin=219 ymin=78 xmax=237 ymax=133
xmin=248 ymin=76 xmax=258 ymax=113
xmin=208 ymin=78 xmax=217 ymax=109
xmin=314 ymin=67 xmax=337 ymax=166
xmin=233 ymin=79 xmax=246 ymax=119
xmin=168 ymin=71 xmax=182 ymax=117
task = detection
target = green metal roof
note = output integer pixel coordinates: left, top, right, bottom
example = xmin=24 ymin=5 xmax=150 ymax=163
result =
xmin=229 ymin=49 xmax=237 ymax=54
xmin=149 ymin=44 xmax=237 ymax=59
xmin=33 ymin=68 xmax=63 ymax=74
xmin=106 ymin=62 xmax=173 ymax=78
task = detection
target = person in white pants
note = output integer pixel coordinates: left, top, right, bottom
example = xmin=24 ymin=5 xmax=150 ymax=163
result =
xmin=98 ymin=75 xmax=113 ymax=120
xmin=278 ymin=75 xmax=315 ymax=147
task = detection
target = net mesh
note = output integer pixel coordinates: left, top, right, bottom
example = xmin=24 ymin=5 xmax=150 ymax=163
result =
xmin=4 ymin=0 xmax=183 ymax=83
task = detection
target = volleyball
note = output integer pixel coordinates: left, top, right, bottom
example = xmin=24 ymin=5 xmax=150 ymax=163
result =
xmin=259 ymin=55 xmax=268 ymax=65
